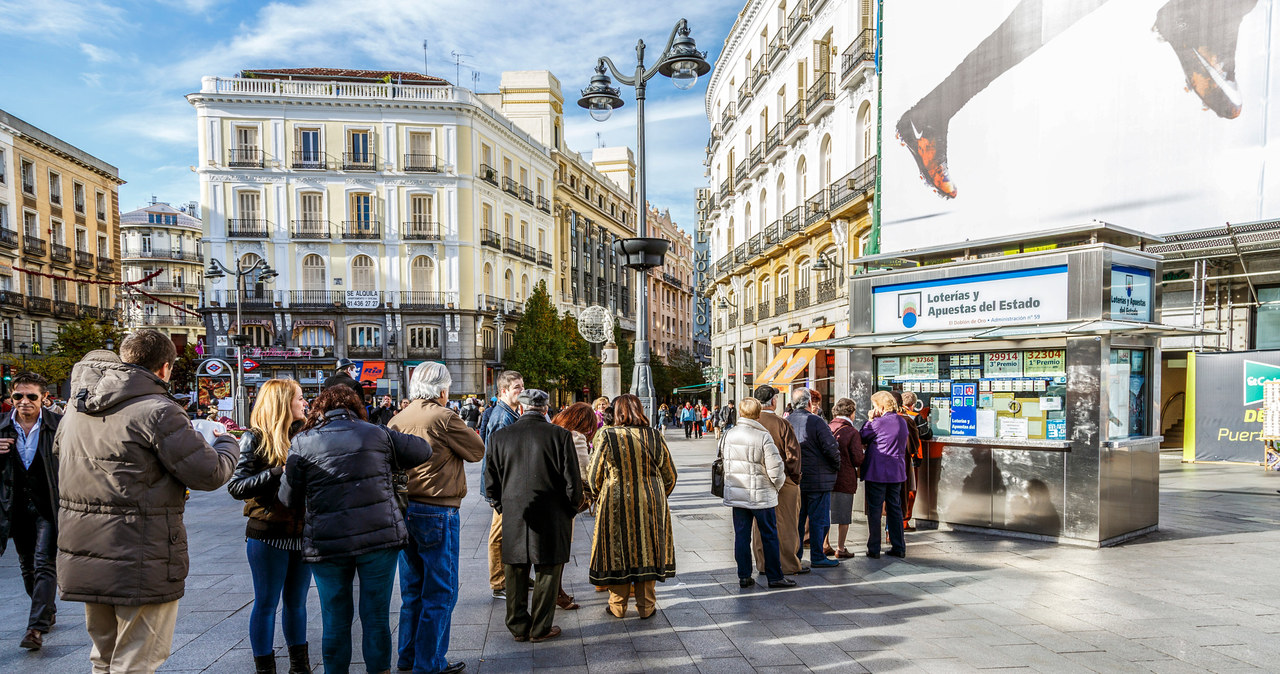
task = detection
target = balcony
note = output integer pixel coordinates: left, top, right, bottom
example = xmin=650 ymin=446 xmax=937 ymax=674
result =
xmin=79 ymin=305 xmax=99 ymax=319
xmin=97 ymin=257 xmax=115 ymax=274
xmin=719 ymin=178 xmax=732 ymax=204
xmin=75 ymin=250 xmax=95 ymax=268
xmin=828 ymin=155 xmax=877 ymax=215
xmin=737 ymin=79 xmax=752 ymax=109
xmin=228 ymin=147 xmax=264 ymax=168
xmin=743 ymin=306 xmax=754 ymax=324
xmin=502 ymin=236 xmax=520 ymax=256
xmin=784 ymin=99 xmax=807 ymax=143
xmin=728 ymin=312 xmax=738 ymax=329
xmin=482 ymin=346 xmax=497 ymax=361
xmin=751 ymin=61 xmax=769 ymax=92
xmin=122 ymin=248 xmax=203 ymax=262
xmin=794 ymin=287 xmax=811 ymax=310
xmin=23 ymin=237 xmax=46 ymax=257
xmin=140 ymin=282 xmax=203 ymax=295
xmin=733 ymin=244 xmax=748 ymax=265
xmin=520 ymin=243 xmax=536 ymax=262
xmin=348 ymin=345 xmax=383 ymax=358
xmin=716 ymin=255 xmax=730 ymax=277
xmin=748 ymin=232 xmax=763 ymax=257
xmin=787 ymin=0 xmax=811 ymax=41
xmin=28 ymin=297 xmax=52 ymax=315
xmin=765 ymin=124 xmax=783 ymax=162
xmin=228 ymin=219 xmax=271 ymax=238
xmin=50 ymin=243 xmax=71 ymax=264
xmin=774 ymin=294 xmax=789 ymax=315
xmin=805 ymin=72 xmax=835 ymax=120
xmin=749 ymin=143 xmax=766 ymax=178
xmin=501 ymin=176 xmax=520 ymax=197
xmin=291 ymin=219 xmax=331 ymax=239
xmin=291 ymin=150 xmax=326 ymax=170
xmin=757 ymin=300 xmax=771 ymax=321
xmin=765 ymin=220 xmax=782 ymax=250
xmin=402 ymin=218 xmax=439 ymax=240
xmin=805 ymin=191 xmax=828 ymax=227
xmin=767 ymin=32 xmax=790 ymax=68
xmin=721 ymin=102 xmax=737 ymax=130
xmin=537 ymin=195 xmax=550 ymax=213
xmin=219 ymin=290 xmax=276 ymax=309
xmin=479 ymin=164 xmax=499 ymax=185
xmin=0 ymin=228 xmax=17 ymax=249
xmin=102 ymin=309 xmax=118 ymax=323
xmin=0 ymin=290 xmax=24 ymax=309
xmin=53 ymin=300 xmax=78 ymax=318
xmin=481 ymin=228 xmax=501 ymax=249
xmin=341 ymin=220 xmax=381 ymax=240
xmin=783 ymin=206 xmax=803 ymax=237
xmin=478 ymin=294 xmax=504 ymax=313
xmin=810 ymin=0 xmax=831 ymax=16
xmin=342 ymin=152 xmax=377 ymax=171
xmin=404 ymin=153 xmax=438 ymax=173
xmin=734 ymin=159 xmax=750 ymax=190
xmin=288 ymin=290 xmax=343 ymax=308
xmin=817 ymin=277 xmax=840 ymax=304
xmin=407 ymin=345 xmax=443 ymax=359
xmin=139 ymin=314 xmax=205 ymax=327
xmin=519 ymin=185 xmax=534 ymax=205
xmin=399 ymin=291 xmax=456 ymax=310
xmin=841 ymin=28 xmax=876 ymax=89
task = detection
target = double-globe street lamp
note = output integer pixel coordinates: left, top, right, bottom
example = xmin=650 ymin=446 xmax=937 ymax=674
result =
xmin=578 ymin=18 xmax=711 ymax=417
xmin=204 ymin=257 xmax=278 ymax=426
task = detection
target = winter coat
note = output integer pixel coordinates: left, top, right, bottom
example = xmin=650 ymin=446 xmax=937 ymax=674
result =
xmin=0 ymin=407 xmax=61 ymax=555
xmin=322 ymin=371 xmax=366 ymax=403
xmin=460 ymin=402 xmax=481 ymax=429
xmin=679 ymin=406 xmax=696 ymax=423
xmin=720 ymin=405 xmax=737 ymax=427
xmin=388 ymin=399 xmax=484 ymax=508
xmin=56 ymin=350 xmax=238 ymax=606
xmin=587 ymin=426 xmax=677 ymax=585
xmin=720 ymin=419 xmax=785 ymax=509
xmin=482 ymin=413 xmax=583 ymax=565
xmin=789 ymin=408 xmax=841 ymax=493
xmin=227 ymin=429 xmax=303 ymax=542
xmin=758 ymin=410 xmax=802 ymax=484
xmin=829 ymin=417 xmax=865 ymax=494
xmin=279 ymin=409 xmax=432 ymax=563
xmin=859 ymin=413 xmax=910 ymax=484
xmin=369 ymin=405 xmax=396 ymax=427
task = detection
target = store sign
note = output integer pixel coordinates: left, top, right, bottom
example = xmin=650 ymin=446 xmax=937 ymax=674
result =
xmin=872 ymin=265 xmax=1068 ymax=332
xmin=1189 ymin=351 xmax=1280 ymax=463
xmin=878 ymin=357 xmax=901 ymax=379
xmin=1110 ymin=266 xmax=1152 ymax=322
xmin=950 ymin=382 xmax=977 ymax=436
xmin=357 ymin=360 xmax=386 ymax=381
xmin=983 ymin=351 xmax=1022 ymax=377
xmin=1024 ymin=349 xmax=1066 ymax=376
xmin=901 ymin=355 xmax=938 ymax=380
xmin=345 ymin=290 xmax=381 ymax=309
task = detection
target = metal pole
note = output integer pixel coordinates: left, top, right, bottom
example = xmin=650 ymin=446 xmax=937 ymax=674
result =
xmin=631 ymin=45 xmax=657 ymax=419
xmin=234 ymin=267 xmax=246 ymax=427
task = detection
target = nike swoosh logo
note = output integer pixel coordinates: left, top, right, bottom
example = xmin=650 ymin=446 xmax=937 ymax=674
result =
xmin=910 ymin=121 xmax=924 ymax=141
xmin=1194 ymin=48 xmax=1241 ymax=108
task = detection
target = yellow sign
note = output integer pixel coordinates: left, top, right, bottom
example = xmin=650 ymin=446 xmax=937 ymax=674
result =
xmin=1023 ymin=349 xmax=1066 ymax=376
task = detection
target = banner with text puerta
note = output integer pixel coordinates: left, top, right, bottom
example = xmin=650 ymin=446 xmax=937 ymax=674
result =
xmin=1190 ymin=350 xmax=1280 ymax=463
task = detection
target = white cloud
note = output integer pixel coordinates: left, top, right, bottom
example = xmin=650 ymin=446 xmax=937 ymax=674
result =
xmin=80 ymin=43 xmax=119 ymax=63
xmin=0 ymin=0 xmax=125 ymax=39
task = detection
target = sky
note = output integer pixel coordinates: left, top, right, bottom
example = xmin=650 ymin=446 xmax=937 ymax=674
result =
xmin=0 ymin=0 xmax=742 ymax=235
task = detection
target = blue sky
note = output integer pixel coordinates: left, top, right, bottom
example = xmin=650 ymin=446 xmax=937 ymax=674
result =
xmin=0 ymin=0 xmax=741 ymax=234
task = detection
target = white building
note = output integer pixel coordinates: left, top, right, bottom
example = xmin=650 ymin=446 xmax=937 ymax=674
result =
xmin=119 ymin=199 xmax=205 ymax=346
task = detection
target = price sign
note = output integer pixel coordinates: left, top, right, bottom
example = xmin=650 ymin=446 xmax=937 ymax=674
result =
xmin=901 ymin=355 xmax=938 ymax=380
xmin=984 ymin=351 xmax=1022 ymax=377
xmin=1023 ymin=349 xmax=1066 ymax=376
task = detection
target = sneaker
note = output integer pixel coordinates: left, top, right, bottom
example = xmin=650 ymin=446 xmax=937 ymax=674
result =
xmin=811 ymin=557 xmax=840 ymax=568
xmin=492 ymin=589 xmax=506 ymax=599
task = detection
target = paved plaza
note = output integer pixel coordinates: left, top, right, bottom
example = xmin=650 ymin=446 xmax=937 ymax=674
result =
xmin=3 ymin=430 xmax=1280 ymax=673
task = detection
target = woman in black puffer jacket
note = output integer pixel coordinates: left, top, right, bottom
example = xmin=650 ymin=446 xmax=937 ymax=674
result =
xmin=278 ymin=385 xmax=432 ymax=674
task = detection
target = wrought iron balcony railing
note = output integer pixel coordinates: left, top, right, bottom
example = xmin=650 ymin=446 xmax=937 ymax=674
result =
xmin=342 ymin=152 xmax=377 ymax=171
xmin=404 ymin=153 xmax=438 ymax=172
xmin=291 ymin=150 xmax=326 ymax=169
xmin=291 ymin=219 xmax=332 ymax=239
xmin=229 ymin=147 xmax=264 ymax=168
xmin=402 ymin=219 xmax=439 ymax=240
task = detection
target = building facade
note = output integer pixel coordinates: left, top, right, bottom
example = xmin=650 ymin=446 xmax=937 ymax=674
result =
xmin=188 ymin=68 xmax=554 ymax=398
xmin=692 ymin=188 xmax=713 ymax=365
xmin=645 ymin=202 xmax=695 ymax=360
xmin=119 ymin=199 xmax=205 ymax=347
xmin=705 ymin=0 xmax=878 ymax=408
xmin=0 ymin=108 xmax=122 ymax=361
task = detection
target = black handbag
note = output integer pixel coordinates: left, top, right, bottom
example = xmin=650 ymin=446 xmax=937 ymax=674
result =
xmin=710 ymin=433 xmax=726 ymax=498
xmin=381 ymin=427 xmax=410 ymax=512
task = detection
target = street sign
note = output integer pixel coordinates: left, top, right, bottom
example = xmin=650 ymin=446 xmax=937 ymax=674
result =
xmin=203 ymin=361 xmax=226 ymax=376
xmin=242 ymin=358 xmax=260 ymax=372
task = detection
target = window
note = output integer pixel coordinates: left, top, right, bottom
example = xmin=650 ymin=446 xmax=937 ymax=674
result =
xmin=296 ymin=127 xmax=323 ymax=165
xmin=410 ymin=256 xmax=435 ymax=291
xmin=53 ymin=279 xmax=67 ymax=302
xmin=350 ymin=255 xmax=375 ymax=291
xmin=300 ymin=192 xmax=324 ymax=229
xmin=75 ymin=228 xmax=88 ymax=252
xmin=348 ymin=129 xmax=371 ymax=162
xmin=0 ymin=204 xmax=7 ymax=232
xmin=302 ymin=254 xmax=326 ymax=291
xmin=482 ymin=203 xmax=494 ymax=230
xmin=96 ymin=191 xmax=107 ymax=221
xmin=409 ymin=194 xmax=433 ymax=227
xmin=504 ymin=269 xmax=513 ymax=298
xmin=238 ymin=191 xmax=261 ymax=222
xmin=483 ymin=263 xmax=493 ymax=295
xmin=519 ymin=167 xmax=528 ymax=188
xmin=140 ymin=232 xmax=152 ymax=254
xmin=349 ymin=324 xmax=381 ymax=347
xmin=408 ymin=325 xmax=440 ymax=350
xmin=73 ymin=182 xmax=85 ymax=213
xmin=239 ymin=253 xmax=266 ymax=298
xmin=77 ymin=284 xmax=89 ymax=305
xmin=50 ymin=219 xmax=64 ymax=245
xmin=504 ymin=213 xmax=513 ymax=238
xmin=296 ymin=327 xmax=334 ymax=348
xmin=48 ymin=172 xmax=62 ymax=205
xmin=407 ymin=131 xmax=434 ymax=169
xmin=233 ymin=126 xmax=261 ymax=166
xmin=1107 ymin=349 xmax=1150 ymax=439
xmin=1257 ymin=286 xmax=1280 ymax=349
xmin=97 ymin=234 xmax=109 ymax=258
xmin=20 ymin=160 xmax=34 ymax=195
xmin=235 ymin=126 xmax=259 ymax=151
xmin=521 ymin=274 xmax=529 ymax=300
xmin=482 ymin=326 xmax=495 ymax=351
xmin=99 ymin=287 xmax=109 ymax=309
xmin=350 ymin=192 xmax=373 ymax=224
xmin=481 ymin=144 xmax=492 ymax=167
xmin=240 ymin=324 xmax=271 ymax=347
xmin=0 ymin=148 xmax=5 ymax=185
xmin=503 ymin=158 xmax=512 ymax=180
xmin=536 ymin=178 xmax=545 ymax=198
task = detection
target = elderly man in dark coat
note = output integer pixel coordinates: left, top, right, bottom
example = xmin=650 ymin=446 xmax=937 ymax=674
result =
xmin=483 ymin=389 xmax=582 ymax=643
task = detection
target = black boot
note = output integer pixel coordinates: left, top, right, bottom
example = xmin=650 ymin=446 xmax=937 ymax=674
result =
xmin=288 ymin=643 xmax=311 ymax=674
xmin=254 ymin=654 xmax=277 ymax=674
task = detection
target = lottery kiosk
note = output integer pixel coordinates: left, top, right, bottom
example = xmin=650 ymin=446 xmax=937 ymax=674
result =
xmin=818 ymin=226 xmax=1201 ymax=546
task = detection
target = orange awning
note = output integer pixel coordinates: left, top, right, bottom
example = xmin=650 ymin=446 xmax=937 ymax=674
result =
xmin=771 ymin=325 xmax=837 ymax=387
xmin=756 ymin=331 xmax=810 ymax=386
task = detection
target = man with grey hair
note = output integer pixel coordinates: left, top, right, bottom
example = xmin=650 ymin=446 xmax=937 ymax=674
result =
xmin=484 ymin=389 xmax=582 ymax=643
xmin=389 ymin=362 xmax=482 ymax=674
xmin=750 ymin=385 xmax=807 ymax=575
xmin=789 ymin=385 xmax=841 ymax=568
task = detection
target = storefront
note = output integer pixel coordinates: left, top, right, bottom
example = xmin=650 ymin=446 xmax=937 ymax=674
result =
xmin=815 ymin=228 xmax=1203 ymax=546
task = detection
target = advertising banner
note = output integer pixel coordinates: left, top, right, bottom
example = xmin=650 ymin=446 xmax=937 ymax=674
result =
xmin=1110 ymin=266 xmax=1153 ymax=321
xmin=872 ymin=266 xmax=1068 ymax=332
xmin=345 ymin=291 xmax=381 ymax=309
xmin=881 ymin=0 xmax=1280 ymax=251
xmin=197 ymin=377 xmax=231 ymax=408
xmin=1189 ymin=350 xmax=1280 ymax=462
xmin=356 ymin=360 xmax=386 ymax=382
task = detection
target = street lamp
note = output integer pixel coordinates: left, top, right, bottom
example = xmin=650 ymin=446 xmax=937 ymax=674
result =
xmin=715 ymin=295 xmax=741 ymax=409
xmin=578 ymin=17 xmax=712 ymax=418
xmin=204 ymin=257 xmax=278 ymax=426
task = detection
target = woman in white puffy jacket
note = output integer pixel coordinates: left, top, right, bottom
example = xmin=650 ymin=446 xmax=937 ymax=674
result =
xmin=720 ymin=398 xmax=796 ymax=589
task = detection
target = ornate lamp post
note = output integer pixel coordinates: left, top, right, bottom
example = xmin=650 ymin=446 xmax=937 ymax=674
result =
xmin=578 ymin=18 xmax=711 ymax=417
xmin=204 ymin=257 xmax=277 ymax=426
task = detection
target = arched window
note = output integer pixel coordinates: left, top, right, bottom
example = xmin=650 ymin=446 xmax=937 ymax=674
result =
xmin=760 ymin=276 xmax=772 ymax=306
xmin=776 ymin=174 xmax=786 ymax=219
xmin=796 ymin=156 xmax=808 ymax=201
xmin=818 ymin=246 xmax=839 ymax=283
xmin=411 ymin=255 xmax=435 ymax=292
xmin=302 ymin=254 xmax=325 ymax=291
xmin=797 ymin=257 xmax=812 ymax=293
xmin=504 ymin=269 xmax=513 ymax=298
xmin=778 ymin=268 xmax=790 ymax=299
xmin=350 ymin=255 xmax=375 ymax=291
xmin=819 ymin=135 xmax=832 ymax=187
xmin=484 ymin=262 xmax=494 ymax=295
xmin=743 ymin=203 xmax=752 ymax=238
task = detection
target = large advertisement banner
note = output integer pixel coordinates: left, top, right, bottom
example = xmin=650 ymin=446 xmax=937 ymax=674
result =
xmin=882 ymin=0 xmax=1280 ymax=251
xmin=1188 ymin=350 xmax=1280 ymax=462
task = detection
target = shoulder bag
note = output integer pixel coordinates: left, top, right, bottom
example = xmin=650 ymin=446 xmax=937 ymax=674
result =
xmin=380 ymin=426 xmax=410 ymax=512
xmin=711 ymin=430 xmax=727 ymax=498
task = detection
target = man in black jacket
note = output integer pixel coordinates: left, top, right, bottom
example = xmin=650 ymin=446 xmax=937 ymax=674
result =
xmin=788 ymin=386 xmax=841 ymax=569
xmin=0 ymin=372 xmax=61 ymax=651
xmin=323 ymin=359 xmax=366 ymax=404
xmin=483 ymin=389 xmax=582 ymax=643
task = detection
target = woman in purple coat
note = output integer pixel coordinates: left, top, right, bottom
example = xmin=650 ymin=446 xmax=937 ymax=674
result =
xmin=859 ymin=391 xmax=910 ymax=559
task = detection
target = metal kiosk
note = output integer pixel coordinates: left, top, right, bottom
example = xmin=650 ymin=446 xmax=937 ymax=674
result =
xmin=818 ymin=225 xmax=1204 ymax=546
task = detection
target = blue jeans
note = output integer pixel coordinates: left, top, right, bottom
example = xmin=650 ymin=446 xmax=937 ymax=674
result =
xmin=245 ymin=539 xmax=312 ymax=657
xmin=798 ymin=490 xmax=833 ymax=561
xmin=732 ymin=507 xmax=782 ymax=582
xmin=311 ymin=548 xmax=399 ymax=674
xmin=397 ymin=503 xmax=461 ymax=673
xmin=864 ymin=481 xmax=906 ymax=556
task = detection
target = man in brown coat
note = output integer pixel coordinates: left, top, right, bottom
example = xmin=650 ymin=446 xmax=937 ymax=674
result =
xmin=55 ymin=330 xmax=238 ymax=673
xmin=750 ymin=385 xmax=808 ymax=575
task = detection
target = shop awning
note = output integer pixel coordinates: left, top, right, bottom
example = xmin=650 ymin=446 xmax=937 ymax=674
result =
xmin=803 ymin=320 xmax=1222 ymax=349
xmin=292 ymin=319 xmax=335 ymax=338
xmin=228 ymin=318 xmax=275 ymax=335
xmin=756 ymin=330 xmax=810 ymax=385
xmin=770 ymin=325 xmax=837 ymax=387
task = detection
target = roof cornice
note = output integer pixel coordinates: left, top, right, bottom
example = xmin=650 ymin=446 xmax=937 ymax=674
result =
xmin=705 ymin=0 xmax=765 ymax=120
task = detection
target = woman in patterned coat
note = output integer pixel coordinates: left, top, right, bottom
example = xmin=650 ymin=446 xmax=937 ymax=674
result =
xmin=586 ymin=394 xmax=678 ymax=619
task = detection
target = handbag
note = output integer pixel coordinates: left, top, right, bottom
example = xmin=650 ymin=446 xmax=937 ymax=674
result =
xmin=381 ymin=427 xmax=410 ymax=512
xmin=710 ymin=432 xmax=726 ymax=498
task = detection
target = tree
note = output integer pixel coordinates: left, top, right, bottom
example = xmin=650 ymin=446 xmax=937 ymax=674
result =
xmin=2 ymin=318 xmax=122 ymax=391
xmin=504 ymin=281 xmax=564 ymax=393
xmin=666 ymin=348 xmax=704 ymax=392
xmin=171 ymin=343 xmax=199 ymax=394
xmin=560 ymin=312 xmax=600 ymax=401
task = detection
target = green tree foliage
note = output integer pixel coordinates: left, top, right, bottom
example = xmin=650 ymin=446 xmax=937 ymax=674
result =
xmin=3 ymin=318 xmax=122 ymax=389
xmin=560 ymin=312 xmax=600 ymax=400
xmin=613 ymin=322 xmax=634 ymax=393
xmin=504 ymin=281 xmax=564 ymax=392
xmin=665 ymin=348 xmax=704 ymax=393
xmin=170 ymin=343 xmax=200 ymax=393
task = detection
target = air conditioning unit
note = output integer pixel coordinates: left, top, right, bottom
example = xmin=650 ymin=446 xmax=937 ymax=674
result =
xmin=220 ymin=346 xmax=235 ymax=358
xmin=310 ymin=347 xmax=326 ymax=357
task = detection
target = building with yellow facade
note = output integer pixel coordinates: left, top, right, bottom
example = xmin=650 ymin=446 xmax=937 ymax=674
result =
xmin=119 ymin=199 xmax=205 ymax=348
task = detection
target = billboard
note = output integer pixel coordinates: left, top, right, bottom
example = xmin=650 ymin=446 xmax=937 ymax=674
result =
xmin=882 ymin=0 xmax=1280 ymax=251
xmin=1187 ymin=350 xmax=1280 ymax=462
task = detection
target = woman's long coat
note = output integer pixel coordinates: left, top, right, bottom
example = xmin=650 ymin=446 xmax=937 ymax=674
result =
xmin=587 ymin=426 xmax=678 ymax=585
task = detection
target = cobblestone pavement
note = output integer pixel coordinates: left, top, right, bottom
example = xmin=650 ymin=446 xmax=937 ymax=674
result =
xmin=3 ymin=429 xmax=1280 ymax=673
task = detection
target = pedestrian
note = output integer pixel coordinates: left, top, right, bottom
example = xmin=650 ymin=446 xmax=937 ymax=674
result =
xmin=680 ymin=402 xmax=696 ymax=438
xmin=0 ymin=372 xmax=61 ymax=651
xmin=721 ymin=398 xmax=795 ymax=589
xmin=370 ymin=394 xmax=397 ymax=426
xmin=826 ymin=398 xmax=865 ymax=559
xmin=482 ymin=371 xmax=524 ymax=600
xmin=694 ymin=402 xmax=706 ymax=438
xmin=278 ymin=385 xmax=433 ymax=674
xmin=550 ymin=402 xmax=600 ymax=611
xmin=720 ymin=400 xmax=737 ymax=432
xmin=592 ymin=396 xmax=610 ymax=427
xmin=460 ymin=396 xmax=481 ymax=431
xmin=227 ymin=379 xmax=312 ymax=674
xmin=899 ymin=391 xmax=929 ymax=531
xmin=57 ymin=330 xmax=239 ymax=672
xmin=479 ymin=397 xmax=496 ymax=431
xmin=789 ymin=386 xmax=841 ymax=568
xmin=484 ymin=389 xmax=583 ymax=643
xmin=323 ymin=358 xmax=366 ymax=404
xmin=399 ymin=398 xmax=412 ymax=414
xmin=860 ymin=391 xmax=910 ymax=559
xmin=588 ymin=395 xmax=677 ymax=619
xmin=710 ymin=404 xmax=720 ymax=437
xmin=389 ymin=362 xmax=483 ymax=674
xmin=749 ymin=385 xmax=807 ymax=576
xmin=40 ymin=395 xmax=64 ymax=415
xmin=655 ymin=403 xmax=668 ymax=431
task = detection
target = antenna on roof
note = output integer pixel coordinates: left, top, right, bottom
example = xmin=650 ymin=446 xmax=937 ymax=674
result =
xmin=423 ymin=39 xmax=429 ymax=76
xmin=596 ymin=133 xmax=603 ymax=148
xmin=450 ymin=50 xmax=471 ymax=87
xmin=472 ymin=71 xmax=479 ymax=90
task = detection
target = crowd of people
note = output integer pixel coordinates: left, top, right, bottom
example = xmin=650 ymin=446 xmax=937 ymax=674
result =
xmin=0 ymin=327 xmax=927 ymax=674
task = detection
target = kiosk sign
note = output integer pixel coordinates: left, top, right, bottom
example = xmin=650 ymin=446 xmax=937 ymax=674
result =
xmin=1110 ymin=266 xmax=1152 ymax=321
xmin=873 ymin=265 xmax=1068 ymax=332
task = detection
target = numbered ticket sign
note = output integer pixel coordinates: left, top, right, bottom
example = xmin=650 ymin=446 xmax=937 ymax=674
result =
xmin=1024 ymin=349 xmax=1066 ymax=376
xmin=901 ymin=355 xmax=939 ymax=380
xmin=984 ymin=351 xmax=1022 ymax=377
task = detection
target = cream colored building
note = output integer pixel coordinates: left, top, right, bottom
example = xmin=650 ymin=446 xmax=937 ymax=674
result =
xmin=119 ymin=199 xmax=205 ymax=347
xmin=645 ymin=202 xmax=695 ymax=360
xmin=188 ymin=68 xmax=554 ymax=396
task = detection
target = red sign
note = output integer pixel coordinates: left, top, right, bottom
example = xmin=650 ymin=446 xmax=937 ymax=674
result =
xmin=358 ymin=360 xmax=386 ymax=381
xmin=242 ymin=358 xmax=260 ymax=372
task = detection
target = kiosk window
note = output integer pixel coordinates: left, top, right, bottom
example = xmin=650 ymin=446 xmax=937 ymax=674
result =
xmin=1107 ymin=348 xmax=1149 ymax=439
xmin=1257 ymin=286 xmax=1280 ymax=349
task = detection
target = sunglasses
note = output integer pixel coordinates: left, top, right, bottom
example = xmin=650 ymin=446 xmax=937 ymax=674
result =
xmin=11 ymin=393 xmax=40 ymax=402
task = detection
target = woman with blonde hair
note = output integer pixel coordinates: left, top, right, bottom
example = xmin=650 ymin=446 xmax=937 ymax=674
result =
xmin=859 ymin=391 xmax=910 ymax=559
xmin=228 ymin=379 xmax=312 ymax=674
